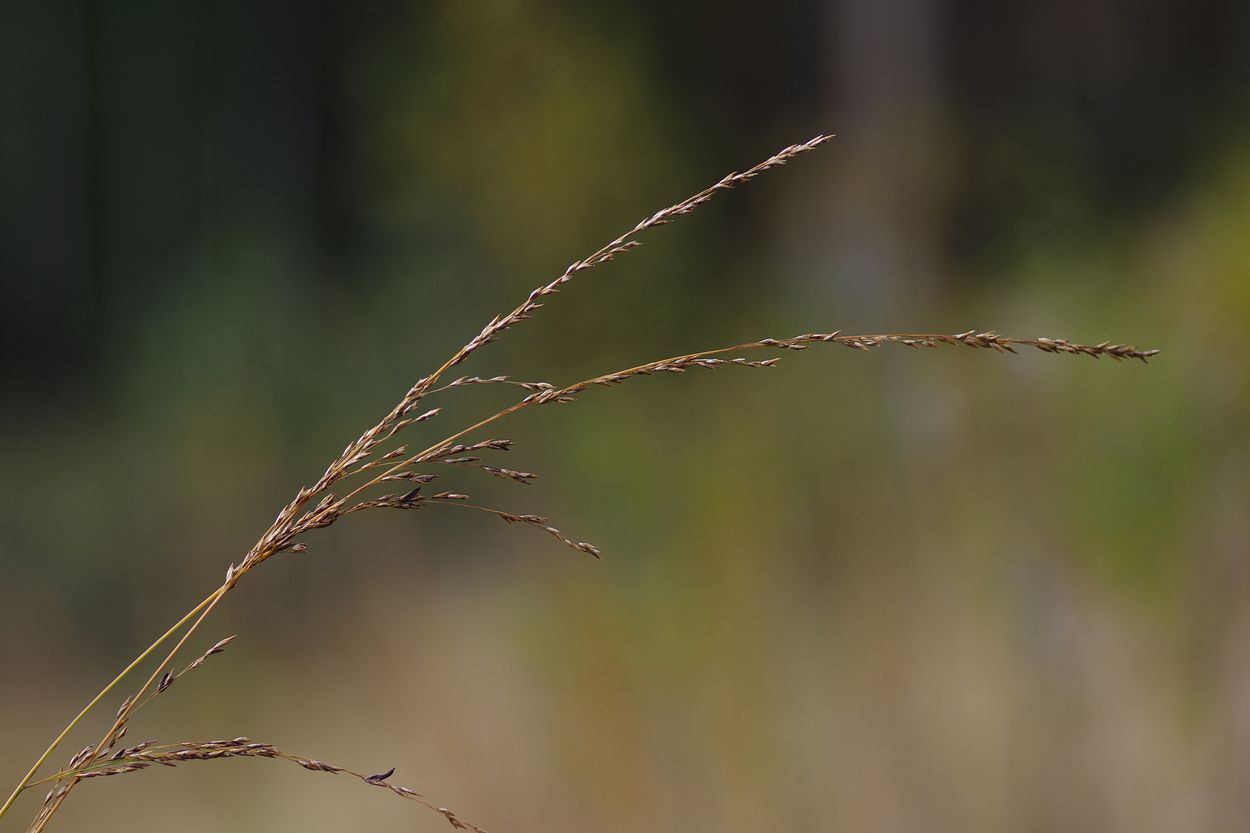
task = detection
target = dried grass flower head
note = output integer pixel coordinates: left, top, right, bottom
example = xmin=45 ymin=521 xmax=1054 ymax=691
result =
xmin=0 ymin=134 xmax=1156 ymax=833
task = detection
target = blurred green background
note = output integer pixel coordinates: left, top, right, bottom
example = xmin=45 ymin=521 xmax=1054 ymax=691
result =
xmin=2 ymin=1 xmax=1248 ymax=831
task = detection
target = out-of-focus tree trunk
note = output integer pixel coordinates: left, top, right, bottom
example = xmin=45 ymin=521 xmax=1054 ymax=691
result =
xmin=816 ymin=0 xmax=948 ymax=320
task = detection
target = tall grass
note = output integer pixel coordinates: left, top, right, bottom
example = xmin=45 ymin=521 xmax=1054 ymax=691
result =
xmin=0 ymin=134 xmax=1157 ymax=832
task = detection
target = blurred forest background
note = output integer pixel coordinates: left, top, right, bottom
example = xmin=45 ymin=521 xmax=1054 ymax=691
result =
xmin=1 ymin=1 xmax=1248 ymax=831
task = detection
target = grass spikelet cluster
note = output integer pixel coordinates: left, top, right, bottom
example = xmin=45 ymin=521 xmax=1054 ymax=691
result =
xmin=0 ymin=134 xmax=1155 ymax=833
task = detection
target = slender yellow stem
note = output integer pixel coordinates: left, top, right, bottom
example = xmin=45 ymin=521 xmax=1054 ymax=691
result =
xmin=0 ymin=588 xmax=223 ymax=821
xmin=25 ymin=583 xmax=234 ymax=832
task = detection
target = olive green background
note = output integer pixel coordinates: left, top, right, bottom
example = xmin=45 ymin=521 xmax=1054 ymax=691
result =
xmin=2 ymin=2 xmax=1248 ymax=831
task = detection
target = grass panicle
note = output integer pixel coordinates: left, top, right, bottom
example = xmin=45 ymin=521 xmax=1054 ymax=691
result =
xmin=1 ymin=134 xmax=1156 ymax=833
xmin=28 ymin=739 xmax=485 ymax=833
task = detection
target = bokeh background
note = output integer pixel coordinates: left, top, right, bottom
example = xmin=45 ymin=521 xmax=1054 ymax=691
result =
xmin=2 ymin=2 xmax=1248 ymax=831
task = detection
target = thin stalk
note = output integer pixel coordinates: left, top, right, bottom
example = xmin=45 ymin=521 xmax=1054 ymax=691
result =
xmin=0 ymin=588 xmax=223 ymax=820
xmin=25 ymin=583 xmax=236 ymax=832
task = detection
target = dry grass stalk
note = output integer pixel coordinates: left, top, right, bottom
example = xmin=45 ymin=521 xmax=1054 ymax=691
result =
xmin=1 ymin=133 xmax=1156 ymax=833
xmin=27 ymin=740 xmax=485 ymax=833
